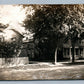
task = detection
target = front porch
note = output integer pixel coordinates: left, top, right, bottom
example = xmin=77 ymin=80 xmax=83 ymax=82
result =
xmin=63 ymin=47 xmax=84 ymax=60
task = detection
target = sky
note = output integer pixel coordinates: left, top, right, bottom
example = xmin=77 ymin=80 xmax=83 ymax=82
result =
xmin=0 ymin=5 xmax=34 ymax=34
xmin=0 ymin=5 xmax=25 ymax=25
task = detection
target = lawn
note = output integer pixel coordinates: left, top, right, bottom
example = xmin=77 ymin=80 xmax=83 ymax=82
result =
xmin=0 ymin=61 xmax=84 ymax=80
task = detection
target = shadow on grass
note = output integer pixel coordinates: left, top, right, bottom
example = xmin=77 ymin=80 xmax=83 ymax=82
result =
xmin=62 ymin=61 xmax=84 ymax=66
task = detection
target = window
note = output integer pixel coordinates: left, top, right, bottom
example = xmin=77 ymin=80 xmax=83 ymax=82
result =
xmin=76 ymin=48 xmax=79 ymax=55
xmin=80 ymin=48 xmax=83 ymax=56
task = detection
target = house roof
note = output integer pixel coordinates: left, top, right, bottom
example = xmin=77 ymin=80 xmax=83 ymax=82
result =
xmin=9 ymin=29 xmax=24 ymax=38
xmin=3 ymin=29 xmax=24 ymax=38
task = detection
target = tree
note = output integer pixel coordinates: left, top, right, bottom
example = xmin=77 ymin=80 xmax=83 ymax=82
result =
xmin=63 ymin=5 xmax=83 ymax=63
xmin=65 ymin=26 xmax=81 ymax=63
xmin=23 ymin=5 xmax=69 ymax=64
xmin=23 ymin=5 xmax=84 ymax=64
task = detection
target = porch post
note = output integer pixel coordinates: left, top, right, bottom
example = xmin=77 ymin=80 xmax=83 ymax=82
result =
xmin=74 ymin=48 xmax=76 ymax=60
xmin=79 ymin=48 xmax=80 ymax=58
xmin=63 ymin=48 xmax=64 ymax=58
xmin=83 ymin=48 xmax=84 ymax=58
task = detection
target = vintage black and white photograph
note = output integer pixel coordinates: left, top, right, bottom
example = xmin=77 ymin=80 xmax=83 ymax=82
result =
xmin=0 ymin=5 xmax=84 ymax=80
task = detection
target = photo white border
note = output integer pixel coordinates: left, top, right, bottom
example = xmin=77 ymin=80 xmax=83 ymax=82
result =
xmin=0 ymin=80 xmax=84 ymax=84
xmin=0 ymin=0 xmax=84 ymax=4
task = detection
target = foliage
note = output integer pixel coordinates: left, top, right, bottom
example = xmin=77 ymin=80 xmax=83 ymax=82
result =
xmin=23 ymin=5 xmax=84 ymax=61
xmin=0 ymin=23 xmax=9 ymax=29
xmin=24 ymin=5 xmax=68 ymax=60
xmin=0 ymin=39 xmax=22 ymax=58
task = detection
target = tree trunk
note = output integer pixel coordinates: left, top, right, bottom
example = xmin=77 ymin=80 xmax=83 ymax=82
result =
xmin=69 ymin=48 xmax=72 ymax=62
xmin=55 ymin=47 xmax=57 ymax=65
xmin=72 ymin=45 xmax=75 ymax=63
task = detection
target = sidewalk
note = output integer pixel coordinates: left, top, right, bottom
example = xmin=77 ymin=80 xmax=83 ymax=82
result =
xmin=1 ymin=59 xmax=84 ymax=70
